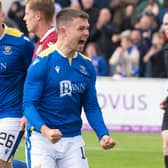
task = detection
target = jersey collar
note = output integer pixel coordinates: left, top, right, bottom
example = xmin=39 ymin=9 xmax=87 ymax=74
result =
xmin=55 ymin=45 xmax=78 ymax=59
xmin=40 ymin=27 xmax=56 ymax=42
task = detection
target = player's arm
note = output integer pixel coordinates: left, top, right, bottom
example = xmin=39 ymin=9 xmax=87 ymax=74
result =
xmin=83 ymin=83 xmax=109 ymax=139
xmin=19 ymin=37 xmax=34 ymax=131
xmin=82 ymin=63 xmax=116 ymax=149
xmin=23 ymin=57 xmax=62 ymax=143
xmin=83 ymin=88 xmax=116 ymax=149
xmin=82 ymin=63 xmax=109 ymax=139
xmin=23 ymin=57 xmax=46 ymax=132
xmin=21 ymin=36 xmax=35 ymax=68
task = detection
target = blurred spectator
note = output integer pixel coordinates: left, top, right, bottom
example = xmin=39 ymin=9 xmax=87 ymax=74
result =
xmin=89 ymin=8 xmax=120 ymax=64
xmin=165 ymin=0 xmax=168 ymax=7
xmin=80 ymin=0 xmax=99 ymax=32
xmin=0 ymin=3 xmax=14 ymax=27
xmin=143 ymin=32 xmax=165 ymax=78
xmin=142 ymin=0 xmax=159 ymax=17
xmin=131 ymin=29 xmax=148 ymax=77
xmin=135 ymin=12 xmax=159 ymax=49
xmin=121 ymin=4 xmax=136 ymax=31
xmin=56 ymin=0 xmax=80 ymax=8
xmin=109 ymin=0 xmax=138 ymax=29
xmin=136 ymin=0 xmax=164 ymax=21
xmin=85 ymin=42 xmax=108 ymax=76
xmin=94 ymin=0 xmax=111 ymax=9
xmin=7 ymin=1 xmax=28 ymax=35
xmin=109 ymin=30 xmax=140 ymax=77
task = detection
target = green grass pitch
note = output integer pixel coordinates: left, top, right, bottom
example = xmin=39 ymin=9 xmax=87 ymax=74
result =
xmin=15 ymin=132 xmax=163 ymax=168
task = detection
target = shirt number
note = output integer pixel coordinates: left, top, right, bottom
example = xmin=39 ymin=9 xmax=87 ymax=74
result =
xmin=0 ymin=132 xmax=15 ymax=148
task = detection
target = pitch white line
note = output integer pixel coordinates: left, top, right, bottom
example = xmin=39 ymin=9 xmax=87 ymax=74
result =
xmin=86 ymin=146 xmax=162 ymax=153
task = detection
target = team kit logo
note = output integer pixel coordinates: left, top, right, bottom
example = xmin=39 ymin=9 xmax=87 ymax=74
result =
xmin=79 ymin=65 xmax=88 ymax=75
xmin=0 ymin=62 xmax=7 ymax=72
xmin=60 ymin=80 xmax=86 ymax=97
xmin=3 ymin=46 xmax=12 ymax=55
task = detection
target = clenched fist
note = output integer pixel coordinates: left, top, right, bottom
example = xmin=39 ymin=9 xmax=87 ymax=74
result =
xmin=100 ymin=135 xmax=116 ymax=150
xmin=41 ymin=125 xmax=62 ymax=143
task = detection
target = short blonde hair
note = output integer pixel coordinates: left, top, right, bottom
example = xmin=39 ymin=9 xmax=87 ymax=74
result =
xmin=25 ymin=0 xmax=55 ymax=23
xmin=120 ymin=30 xmax=133 ymax=42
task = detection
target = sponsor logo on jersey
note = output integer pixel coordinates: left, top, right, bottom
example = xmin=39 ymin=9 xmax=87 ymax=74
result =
xmin=3 ymin=46 xmax=12 ymax=55
xmin=60 ymin=80 xmax=86 ymax=97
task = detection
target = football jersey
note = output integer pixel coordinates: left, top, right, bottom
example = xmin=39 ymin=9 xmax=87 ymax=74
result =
xmin=23 ymin=46 xmax=109 ymax=140
xmin=32 ymin=27 xmax=57 ymax=59
xmin=0 ymin=25 xmax=34 ymax=118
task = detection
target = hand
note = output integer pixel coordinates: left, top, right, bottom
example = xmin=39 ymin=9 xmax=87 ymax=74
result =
xmin=100 ymin=135 xmax=116 ymax=150
xmin=160 ymin=100 xmax=167 ymax=110
xmin=41 ymin=125 xmax=62 ymax=144
xmin=20 ymin=116 xmax=28 ymax=130
xmin=116 ymin=47 xmax=124 ymax=53
xmin=112 ymin=34 xmax=120 ymax=42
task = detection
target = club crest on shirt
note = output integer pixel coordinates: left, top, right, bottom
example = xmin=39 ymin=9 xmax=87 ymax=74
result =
xmin=55 ymin=65 xmax=60 ymax=73
xmin=3 ymin=46 xmax=12 ymax=55
xmin=80 ymin=65 xmax=87 ymax=75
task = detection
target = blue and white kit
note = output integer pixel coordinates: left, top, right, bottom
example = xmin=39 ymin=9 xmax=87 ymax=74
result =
xmin=23 ymin=46 xmax=109 ymax=139
xmin=23 ymin=46 xmax=109 ymax=168
xmin=0 ymin=25 xmax=34 ymax=162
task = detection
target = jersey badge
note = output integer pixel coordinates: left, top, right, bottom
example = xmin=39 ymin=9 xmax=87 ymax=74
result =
xmin=80 ymin=65 xmax=87 ymax=75
xmin=55 ymin=65 xmax=60 ymax=73
xmin=3 ymin=46 xmax=12 ymax=55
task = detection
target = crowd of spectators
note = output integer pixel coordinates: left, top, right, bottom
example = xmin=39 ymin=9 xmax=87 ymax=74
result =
xmin=3 ymin=0 xmax=168 ymax=78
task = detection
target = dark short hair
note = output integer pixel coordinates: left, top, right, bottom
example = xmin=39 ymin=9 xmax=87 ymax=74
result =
xmin=56 ymin=8 xmax=89 ymax=30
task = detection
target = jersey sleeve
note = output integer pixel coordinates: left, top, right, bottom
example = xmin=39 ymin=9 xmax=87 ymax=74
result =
xmin=21 ymin=36 xmax=34 ymax=69
xmin=82 ymin=62 xmax=109 ymax=140
xmin=23 ymin=57 xmax=46 ymax=132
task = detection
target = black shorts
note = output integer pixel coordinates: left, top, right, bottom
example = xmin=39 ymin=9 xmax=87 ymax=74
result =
xmin=162 ymin=110 xmax=168 ymax=131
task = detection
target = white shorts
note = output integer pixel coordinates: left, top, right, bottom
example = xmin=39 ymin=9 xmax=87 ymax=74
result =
xmin=25 ymin=131 xmax=89 ymax=168
xmin=0 ymin=118 xmax=24 ymax=162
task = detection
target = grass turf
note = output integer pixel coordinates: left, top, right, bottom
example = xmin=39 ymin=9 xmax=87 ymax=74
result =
xmin=15 ymin=132 xmax=163 ymax=168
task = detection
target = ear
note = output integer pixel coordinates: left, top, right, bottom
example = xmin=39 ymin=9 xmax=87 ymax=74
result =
xmin=59 ymin=26 xmax=66 ymax=35
xmin=35 ymin=11 xmax=41 ymax=21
